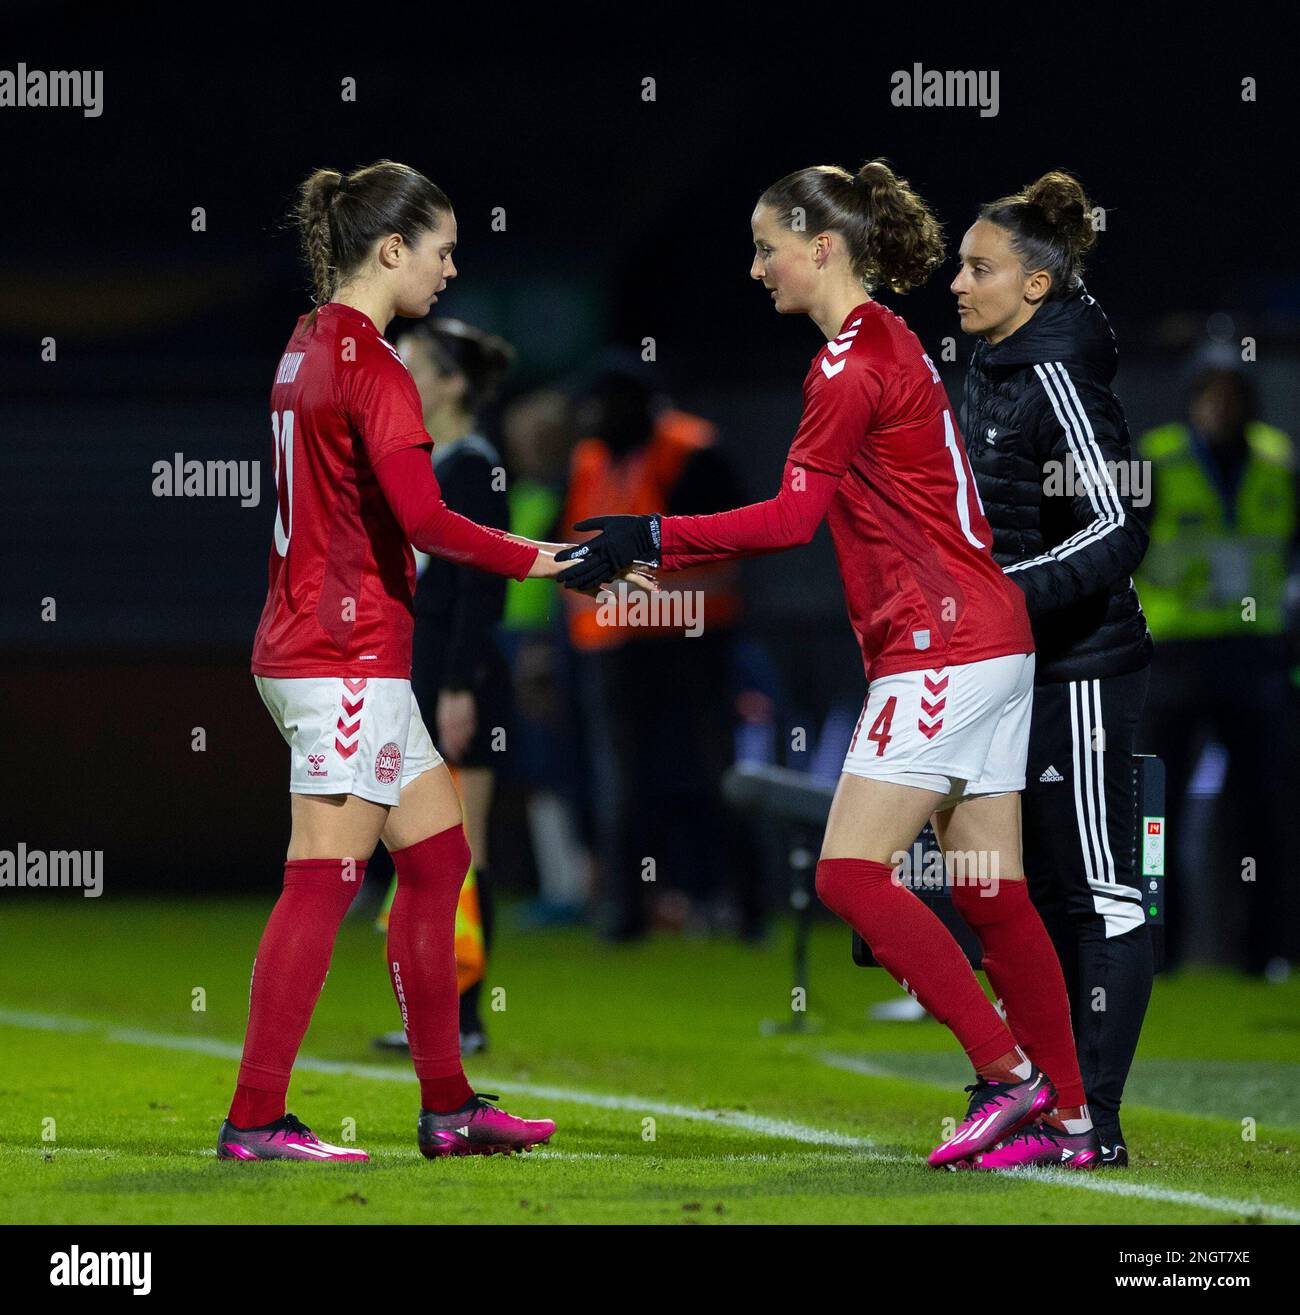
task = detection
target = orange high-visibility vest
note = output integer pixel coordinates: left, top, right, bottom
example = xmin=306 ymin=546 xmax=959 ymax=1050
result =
xmin=563 ymin=410 xmax=742 ymax=651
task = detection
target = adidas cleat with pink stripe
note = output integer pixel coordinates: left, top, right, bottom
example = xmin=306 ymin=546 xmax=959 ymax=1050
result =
xmin=927 ymin=1067 xmax=1057 ymax=1169
xmin=216 ymin=1112 xmax=368 ymax=1162
xmin=965 ymin=1119 xmax=1100 ymax=1171
xmin=418 ymin=1092 xmax=555 ymax=1158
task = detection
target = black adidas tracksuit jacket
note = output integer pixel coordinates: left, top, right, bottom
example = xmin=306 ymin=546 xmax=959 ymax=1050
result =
xmin=960 ymin=283 xmax=1155 ymax=1135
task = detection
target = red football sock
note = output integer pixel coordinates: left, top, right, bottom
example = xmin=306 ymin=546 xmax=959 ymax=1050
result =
xmin=387 ymin=824 xmax=475 ymax=1113
xmin=229 ymin=857 xmax=366 ymax=1127
xmin=951 ymin=875 xmax=1087 ymax=1108
xmin=815 ymin=858 xmax=1016 ymax=1072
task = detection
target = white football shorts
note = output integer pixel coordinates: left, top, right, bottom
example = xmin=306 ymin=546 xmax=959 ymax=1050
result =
xmin=842 ymin=652 xmax=1035 ymax=810
xmin=254 ymin=675 xmax=443 ymax=806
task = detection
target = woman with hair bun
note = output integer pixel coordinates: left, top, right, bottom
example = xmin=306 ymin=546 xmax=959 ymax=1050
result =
xmin=384 ymin=317 xmax=520 ymax=1056
xmin=222 ymin=160 xmax=649 ymax=1163
xmin=558 ymin=160 xmax=1096 ymax=1171
xmin=953 ymin=171 xmax=1154 ymax=1167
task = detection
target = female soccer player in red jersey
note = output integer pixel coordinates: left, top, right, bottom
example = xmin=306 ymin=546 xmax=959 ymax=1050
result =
xmin=558 ymin=160 xmax=1099 ymax=1170
xmin=219 ymin=160 xmax=644 ymax=1162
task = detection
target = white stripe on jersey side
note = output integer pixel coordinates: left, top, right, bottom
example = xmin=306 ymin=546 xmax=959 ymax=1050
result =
xmin=1005 ymin=364 xmax=1125 ymax=574
xmin=942 ymin=409 xmax=985 ymax=549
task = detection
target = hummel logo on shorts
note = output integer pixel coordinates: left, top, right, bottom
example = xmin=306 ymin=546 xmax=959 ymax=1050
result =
xmin=1039 ymin=764 xmax=1064 ymax=783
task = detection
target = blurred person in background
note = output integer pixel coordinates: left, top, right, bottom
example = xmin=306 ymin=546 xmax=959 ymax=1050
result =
xmin=497 ymin=390 xmax=594 ymax=921
xmin=373 ymin=317 xmax=516 ymax=1056
xmin=561 ymin=353 xmax=753 ymax=941
xmin=953 ymin=170 xmax=1153 ymax=1166
xmin=1134 ymin=344 xmax=1300 ymax=976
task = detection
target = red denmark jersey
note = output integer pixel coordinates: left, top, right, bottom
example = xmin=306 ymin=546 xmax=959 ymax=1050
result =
xmin=661 ymin=300 xmax=1033 ymax=680
xmin=251 ymin=303 xmax=431 ymax=678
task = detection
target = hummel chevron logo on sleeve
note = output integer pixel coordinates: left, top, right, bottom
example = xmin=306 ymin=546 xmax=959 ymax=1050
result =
xmin=821 ymin=318 xmax=862 ymax=377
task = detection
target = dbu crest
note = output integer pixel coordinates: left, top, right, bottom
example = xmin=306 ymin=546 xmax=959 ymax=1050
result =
xmin=375 ymin=741 xmax=402 ymax=784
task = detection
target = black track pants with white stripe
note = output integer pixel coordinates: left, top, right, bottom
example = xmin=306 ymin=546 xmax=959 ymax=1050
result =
xmin=1021 ymin=666 xmax=1152 ymax=1132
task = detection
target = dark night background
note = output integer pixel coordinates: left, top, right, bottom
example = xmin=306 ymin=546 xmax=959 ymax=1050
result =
xmin=1 ymin=7 xmax=1295 ymax=929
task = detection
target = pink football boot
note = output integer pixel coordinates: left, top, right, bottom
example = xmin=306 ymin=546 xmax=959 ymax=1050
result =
xmin=964 ymin=1118 xmax=1100 ymax=1171
xmin=216 ymin=1112 xmax=369 ymax=1162
xmin=928 ymin=1067 xmax=1057 ymax=1168
xmin=418 ymin=1092 xmax=555 ymax=1157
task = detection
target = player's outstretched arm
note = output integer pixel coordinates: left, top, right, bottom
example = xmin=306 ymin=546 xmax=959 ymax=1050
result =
xmin=553 ymin=459 xmax=840 ymax=591
xmin=554 ymin=359 xmax=872 ymax=591
xmin=374 ymin=445 xmax=539 ymax=580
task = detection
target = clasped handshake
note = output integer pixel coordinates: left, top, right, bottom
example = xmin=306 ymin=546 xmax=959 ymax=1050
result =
xmin=550 ymin=513 xmax=662 ymax=596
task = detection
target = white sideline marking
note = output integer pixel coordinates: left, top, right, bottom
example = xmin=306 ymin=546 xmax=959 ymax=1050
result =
xmin=3 ymin=1008 xmax=1297 ymax=1221
xmin=0 ymin=1008 xmax=885 ymax=1154
xmin=819 ymin=1053 xmax=904 ymax=1080
xmin=531 ymin=1151 xmax=782 ymax=1164
xmin=1006 ymin=1165 xmax=1300 ymax=1220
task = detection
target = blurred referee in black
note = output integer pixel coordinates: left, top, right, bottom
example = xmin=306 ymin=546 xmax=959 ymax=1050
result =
xmin=373 ymin=318 xmax=516 ymax=1055
xmin=952 ymin=172 xmax=1153 ymax=1167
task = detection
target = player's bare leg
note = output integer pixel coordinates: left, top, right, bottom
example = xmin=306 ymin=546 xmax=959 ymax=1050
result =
xmin=382 ymin=765 xmax=555 ymax=1156
xmin=381 ymin=762 xmax=463 ymax=852
xmin=929 ymin=790 xmax=1023 ymax=879
xmin=820 ymin=774 xmax=946 ymax=864
xmin=288 ymin=790 xmax=389 ymax=861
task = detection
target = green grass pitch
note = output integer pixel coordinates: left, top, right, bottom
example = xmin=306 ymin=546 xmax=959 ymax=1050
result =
xmin=1 ymin=898 xmax=1297 ymax=1224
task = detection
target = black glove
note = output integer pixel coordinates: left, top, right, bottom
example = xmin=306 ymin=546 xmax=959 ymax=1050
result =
xmin=555 ymin=514 xmax=661 ymax=591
